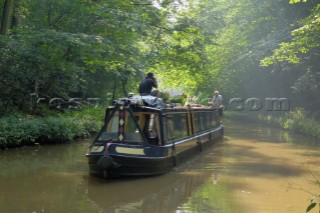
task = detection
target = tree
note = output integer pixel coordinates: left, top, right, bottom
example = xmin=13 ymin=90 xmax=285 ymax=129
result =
xmin=260 ymin=3 xmax=320 ymax=109
xmin=0 ymin=0 xmax=13 ymax=35
xmin=0 ymin=0 xmax=178 ymax=114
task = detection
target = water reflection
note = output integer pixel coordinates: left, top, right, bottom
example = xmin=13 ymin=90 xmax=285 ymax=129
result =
xmin=0 ymin=137 xmax=226 ymax=213
xmin=0 ymin=141 xmax=93 ymax=213
xmin=85 ymin=143 xmax=227 ymax=213
xmin=220 ymin=119 xmax=320 ymax=213
xmin=86 ymin=174 xmax=199 ymax=212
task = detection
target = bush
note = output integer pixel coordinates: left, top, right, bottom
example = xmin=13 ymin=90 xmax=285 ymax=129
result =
xmin=244 ymin=108 xmax=320 ymax=141
xmin=0 ymin=116 xmax=41 ymax=147
xmin=280 ymin=108 xmax=320 ymax=139
xmin=168 ymin=94 xmax=187 ymax=105
xmin=0 ymin=107 xmax=104 ymax=148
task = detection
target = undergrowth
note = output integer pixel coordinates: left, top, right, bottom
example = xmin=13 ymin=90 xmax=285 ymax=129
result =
xmin=0 ymin=107 xmax=104 ymax=149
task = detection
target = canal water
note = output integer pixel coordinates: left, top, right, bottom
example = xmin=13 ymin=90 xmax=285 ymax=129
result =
xmin=0 ymin=119 xmax=319 ymax=213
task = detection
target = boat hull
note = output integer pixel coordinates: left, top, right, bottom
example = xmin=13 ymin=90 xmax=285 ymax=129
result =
xmin=86 ymin=125 xmax=223 ymax=178
xmin=87 ymin=155 xmax=175 ymax=177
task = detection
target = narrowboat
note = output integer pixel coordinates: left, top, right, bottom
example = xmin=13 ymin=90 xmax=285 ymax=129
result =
xmin=85 ymin=95 xmax=223 ymax=178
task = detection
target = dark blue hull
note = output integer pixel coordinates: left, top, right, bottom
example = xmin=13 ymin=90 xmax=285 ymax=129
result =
xmin=86 ymin=125 xmax=223 ymax=178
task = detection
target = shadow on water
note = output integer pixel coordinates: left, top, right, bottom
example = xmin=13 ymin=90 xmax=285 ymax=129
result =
xmin=224 ymin=118 xmax=320 ymax=178
xmin=222 ymin=143 xmax=305 ymax=177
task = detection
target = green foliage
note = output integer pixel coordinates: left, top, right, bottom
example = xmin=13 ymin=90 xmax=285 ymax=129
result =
xmin=152 ymin=0 xmax=319 ymax=101
xmin=254 ymin=108 xmax=320 ymax=142
xmin=1 ymin=0 xmax=320 ymax=151
xmin=244 ymin=108 xmax=320 ymax=142
xmin=159 ymin=91 xmax=170 ymax=102
xmin=1 ymin=0 xmax=317 ymax=113
xmin=306 ymin=200 xmax=317 ymax=212
xmin=306 ymin=184 xmax=320 ymax=212
xmin=0 ymin=108 xmax=104 ymax=148
xmin=279 ymin=108 xmax=320 ymax=139
xmin=0 ymin=29 xmax=91 ymax=113
xmin=260 ymin=3 xmax=320 ymax=98
xmin=168 ymin=94 xmax=187 ymax=105
xmin=261 ymin=4 xmax=320 ymax=66
xmin=290 ymin=0 xmax=307 ymax=4
xmin=0 ymin=0 xmax=178 ymax=114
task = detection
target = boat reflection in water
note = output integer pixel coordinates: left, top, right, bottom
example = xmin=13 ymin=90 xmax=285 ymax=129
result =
xmin=86 ymin=162 xmax=221 ymax=213
xmin=86 ymin=95 xmax=224 ymax=178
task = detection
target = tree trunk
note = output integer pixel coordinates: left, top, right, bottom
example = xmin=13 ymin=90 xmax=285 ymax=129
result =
xmin=0 ymin=0 xmax=13 ymax=35
xmin=11 ymin=0 xmax=22 ymax=29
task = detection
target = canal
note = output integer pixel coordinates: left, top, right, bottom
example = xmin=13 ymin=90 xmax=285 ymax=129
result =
xmin=0 ymin=119 xmax=319 ymax=213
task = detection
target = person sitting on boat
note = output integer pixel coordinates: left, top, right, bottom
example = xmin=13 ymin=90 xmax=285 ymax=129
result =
xmin=138 ymin=72 xmax=158 ymax=95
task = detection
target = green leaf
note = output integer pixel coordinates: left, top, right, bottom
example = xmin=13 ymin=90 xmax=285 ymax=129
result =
xmin=306 ymin=203 xmax=316 ymax=212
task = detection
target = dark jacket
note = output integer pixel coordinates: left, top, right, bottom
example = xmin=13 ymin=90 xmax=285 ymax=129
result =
xmin=138 ymin=78 xmax=157 ymax=94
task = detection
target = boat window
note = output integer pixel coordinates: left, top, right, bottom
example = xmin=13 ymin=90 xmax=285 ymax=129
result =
xmin=208 ymin=111 xmax=217 ymax=128
xmin=193 ymin=111 xmax=217 ymax=133
xmin=166 ymin=113 xmax=188 ymax=143
xmin=124 ymin=113 xmax=144 ymax=143
xmin=194 ymin=112 xmax=203 ymax=133
xmin=162 ymin=119 xmax=168 ymax=143
xmin=97 ymin=110 xmax=161 ymax=144
xmin=98 ymin=111 xmax=119 ymax=141
xmin=202 ymin=112 xmax=209 ymax=130
xmin=145 ymin=113 xmax=161 ymax=145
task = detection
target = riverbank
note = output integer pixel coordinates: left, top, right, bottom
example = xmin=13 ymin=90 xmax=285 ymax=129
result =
xmin=227 ymin=108 xmax=320 ymax=142
xmin=0 ymin=108 xmax=104 ymax=149
xmin=3 ymin=107 xmax=320 ymax=149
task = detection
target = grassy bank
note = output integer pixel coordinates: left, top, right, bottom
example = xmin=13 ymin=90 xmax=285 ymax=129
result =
xmin=228 ymin=108 xmax=320 ymax=141
xmin=0 ymin=108 xmax=105 ymax=149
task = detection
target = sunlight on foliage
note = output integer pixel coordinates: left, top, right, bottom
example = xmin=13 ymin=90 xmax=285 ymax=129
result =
xmin=290 ymin=0 xmax=307 ymax=4
xmin=261 ymin=3 xmax=320 ymax=66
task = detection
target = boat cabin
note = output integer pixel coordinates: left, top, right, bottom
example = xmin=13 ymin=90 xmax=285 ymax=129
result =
xmin=95 ymin=96 xmax=219 ymax=146
xmin=86 ymin=95 xmax=223 ymax=178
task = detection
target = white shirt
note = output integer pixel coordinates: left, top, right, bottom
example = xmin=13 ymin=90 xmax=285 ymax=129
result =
xmin=212 ymin=95 xmax=222 ymax=108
